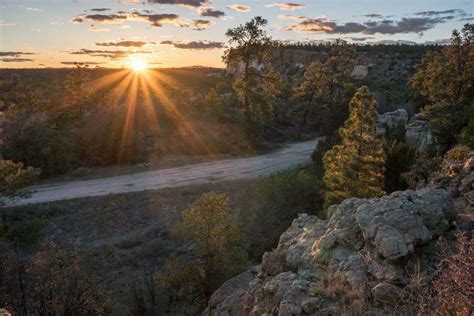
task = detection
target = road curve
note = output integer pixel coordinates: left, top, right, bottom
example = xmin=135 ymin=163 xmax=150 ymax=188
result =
xmin=4 ymin=138 xmax=319 ymax=206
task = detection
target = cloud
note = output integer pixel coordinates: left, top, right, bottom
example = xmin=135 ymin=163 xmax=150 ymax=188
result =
xmin=0 ymin=51 xmax=34 ymax=57
xmin=349 ymin=36 xmax=374 ymax=42
xmin=0 ymin=58 xmax=34 ymax=62
xmin=148 ymin=0 xmax=208 ymax=7
xmin=182 ymin=19 xmax=213 ymax=30
xmin=265 ymin=2 xmax=304 ymax=11
xmin=364 ymin=13 xmax=382 ymax=18
xmin=61 ymin=61 xmax=104 ymax=65
xmin=72 ymin=10 xmax=207 ymax=31
xmin=160 ymin=40 xmax=224 ymax=49
xmin=414 ymin=9 xmax=463 ymax=16
xmin=25 ymin=7 xmax=43 ymax=11
xmin=198 ymin=7 xmax=226 ymax=18
xmin=90 ymin=8 xmax=110 ymax=12
xmin=285 ymin=15 xmax=454 ymax=35
xmin=227 ymin=4 xmax=251 ymax=12
xmin=80 ymin=13 xmax=128 ymax=23
xmin=95 ymin=40 xmax=153 ymax=47
xmin=69 ymin=49 xmax=152 ymax=59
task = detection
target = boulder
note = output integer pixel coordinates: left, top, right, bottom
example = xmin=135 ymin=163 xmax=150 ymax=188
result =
xmin=376 ymin=109 xmax=408 ymax=136
xmin=405 ymin=113 xmax=435 ymax=151
xmin=207 ymin=154 xmax=474 ymax=315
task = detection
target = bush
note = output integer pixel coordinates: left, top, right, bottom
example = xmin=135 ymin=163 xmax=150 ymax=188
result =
xmin=240 ymin=168 xmax=323 ymax=260
xmin=401 ymin=150 xmax=442 ymax=189
xmin=444 ymin=144 xmax=471 ymax=161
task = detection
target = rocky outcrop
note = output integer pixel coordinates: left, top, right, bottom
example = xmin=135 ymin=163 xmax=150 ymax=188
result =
xmin=405 ymin=113 xmax=435 ymax=151
xmin=376 ymin=109 xmax=408 ymax=136
xmin=207 ymin=152 xmax=474 ymax=315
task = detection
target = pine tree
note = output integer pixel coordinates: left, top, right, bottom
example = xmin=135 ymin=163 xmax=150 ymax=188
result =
xmin=323 ymin=86 xmax=386 ymax=207
xmin=223 ymin=17 xmax=282 ymax=142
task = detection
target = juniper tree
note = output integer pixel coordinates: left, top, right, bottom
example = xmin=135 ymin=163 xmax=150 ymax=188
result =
xmin=323 ymin=86 xmax=386 ymax=207
xmin=223 ymin=17 xmax=282 ymax=142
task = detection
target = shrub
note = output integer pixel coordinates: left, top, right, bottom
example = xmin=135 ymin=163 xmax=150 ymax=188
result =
xmin=240 ymin=168 xmax=323 ymax=260
xmin=444 ymin=144 xmax=471 ymax=161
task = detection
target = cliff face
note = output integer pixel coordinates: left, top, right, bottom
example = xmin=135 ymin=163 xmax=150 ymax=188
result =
xmin=207 ymin=152 xmax=473 ymax=315
xmin=274 ymin=48 xmax=424 ymax=85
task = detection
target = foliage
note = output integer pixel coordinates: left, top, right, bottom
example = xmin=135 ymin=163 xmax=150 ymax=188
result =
xmin=0 ymin=159 xmax=40 ymax=196
xmin=223 ymin=17 xmax=282 ymax=141
xmin=323 ymin=86 xmax=386 ymax=208
xmin=444 ymin=144 xmax=471 ymax=161
xmin=0 ymin=242 xmax=109 ymax=315
xmin=401 ymin=150 xmax=442 ymax=189
xmin=292 ymin=40 xmax=356 ymax=137
xmin=411 ymin=24 xmax=474 ymax=150
xmin=5 ymin=218 xmax=47 ymax=249
xmin=156 ymin=192 xmax=249 ymax=310
xmin=384 ymin=140 xmax=416 ymax=193
xmin=239 ymin=168 xmax=323 ymax=260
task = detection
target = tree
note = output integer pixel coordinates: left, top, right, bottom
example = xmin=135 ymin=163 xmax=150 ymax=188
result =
xmin=293 ymin=40 xmax=356 ymax=137
xmin=323 ymin=86 xmax=386 ymax=207
xmin=156 ymin=192 xmax=248 ymax=311
xmin=223 ymin=17 xmax=282 ymax=141
xmin=411 ymin=24 xmax=474 ymax=149
xmin=1 ymin=243 xmax=108 ymax=315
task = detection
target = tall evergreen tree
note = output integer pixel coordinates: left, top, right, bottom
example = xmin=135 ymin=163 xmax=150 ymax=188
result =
xmin=323 ymin=86 xmax=386 ymax=207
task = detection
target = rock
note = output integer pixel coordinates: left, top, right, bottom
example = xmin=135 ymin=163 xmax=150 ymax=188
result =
xmin=376 ymin=109 xmax=408 ymax=136
xmin=207 ymin=155 xmax=474 ymax=315
xmin=205 ymin=266 xmax=260 ymax=316
xmin=405 ymin=113 xmax=435 ymax=151
xmin=372 ymin=283 xmax=401 ymax=304
xmin=352 ymin=65 xmax=369 ymax=80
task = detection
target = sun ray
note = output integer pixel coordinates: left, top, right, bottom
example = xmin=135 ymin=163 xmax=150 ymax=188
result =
xmin=118 ymin=73 xmax=139 ymax=163
xmin=143 ymin=70 xmax=213 ymax=155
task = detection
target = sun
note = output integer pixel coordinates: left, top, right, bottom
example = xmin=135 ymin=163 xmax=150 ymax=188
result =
xmin=129 ymin=56 xmax=148 ymax=72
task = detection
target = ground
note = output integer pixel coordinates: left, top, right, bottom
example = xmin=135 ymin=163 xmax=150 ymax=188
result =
xmin=2 ymin=178 xmax=267 ymax=314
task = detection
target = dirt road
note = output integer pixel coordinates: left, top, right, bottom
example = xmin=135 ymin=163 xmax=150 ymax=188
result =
xmin=5 ymin=139 xmax=319 ymax=206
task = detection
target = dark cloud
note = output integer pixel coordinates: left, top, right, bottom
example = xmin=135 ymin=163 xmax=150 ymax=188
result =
xmin=0 ymin=58 xmax=34 ymax=62
xmin=131 ymin=12 xmax=180 ymax=26
xmin=364 ymin=13 xmax=382 ymax=18
xmin=414 ymin=9 xmax=463 ymax=16
xmin=95 ymin=40 xmax=153 ymax=47
xmin=81 ymin=13 xmax=128 ymax=23
xmin=73 ymin=11 xmax=186 ymax=28
xmin=265 ymin=2 xmax=305 ymax=11
xmin=90 ymin=8 xmax=110 ymax=12
xmin=182 ymin=19 xmax=213 ymax=30
xmin=70 ymin=49 xmax=152 ymax=59
xmin=61 ymin=61 xmax=104 ymax=65
xmin=199 ymin=7 xmax=226 ymax=18
xmin=0 ymin=51 xmax=34 ymax=57
xmin=148 ymin=0 xmax=208 ymax=7
xmin=227 ymin=4 xmax=251 ymax=12
xmin=286 ymin=16 xmax=453 ymax=35
xmin=160 ymin=40 xmax=224 ymax=49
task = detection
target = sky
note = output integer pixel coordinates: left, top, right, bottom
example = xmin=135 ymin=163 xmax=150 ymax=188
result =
xmin=0 ymin=0 xmax=472 ymax=68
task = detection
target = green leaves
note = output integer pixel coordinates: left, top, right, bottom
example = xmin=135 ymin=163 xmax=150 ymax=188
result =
xmin=323 ymin=86 xmax=386 ymax=208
